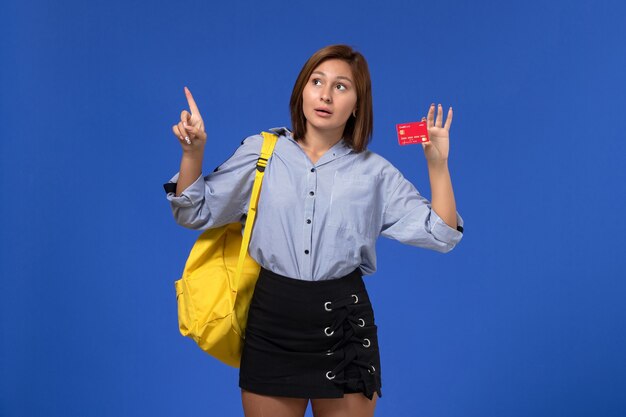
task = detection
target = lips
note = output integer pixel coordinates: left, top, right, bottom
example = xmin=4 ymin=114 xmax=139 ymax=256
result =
xmin=314 ymin=107 xmax=333 ymax=115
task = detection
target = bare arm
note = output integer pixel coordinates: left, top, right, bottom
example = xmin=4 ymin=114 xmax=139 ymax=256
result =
xmin=176 ymin=153 xmax=203 ymax=196
xmin=171 ymin=86 xmax=207 ymax=196
xmin=427 ymin=160 xmax=457 ymax=229
xmin=422 ymin=103 xmax=458 ymax=229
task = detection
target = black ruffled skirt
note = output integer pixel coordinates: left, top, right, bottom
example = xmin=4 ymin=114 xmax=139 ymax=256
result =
xmin=239 ymin=267 xmax=382 ymax=400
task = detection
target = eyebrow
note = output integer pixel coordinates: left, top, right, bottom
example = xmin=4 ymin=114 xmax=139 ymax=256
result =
xmin=311 ymin=71 xmax=353 ymax=84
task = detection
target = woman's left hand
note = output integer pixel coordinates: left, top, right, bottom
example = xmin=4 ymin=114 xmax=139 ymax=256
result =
xmin=421 ymin=103 xmax=453 ymax=163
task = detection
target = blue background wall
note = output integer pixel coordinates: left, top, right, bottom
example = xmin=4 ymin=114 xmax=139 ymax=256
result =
xmin=1 ymin=0 xmax=625 ymax=416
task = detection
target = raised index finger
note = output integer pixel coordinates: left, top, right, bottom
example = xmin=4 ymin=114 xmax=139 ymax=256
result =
xmin=184 ymin=86 xmax=201 ymax=116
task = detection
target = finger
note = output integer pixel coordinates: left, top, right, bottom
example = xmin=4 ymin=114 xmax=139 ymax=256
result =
xmin=178 ymin=121 xmax=192 ymax=143
xmin=427 ymin=103 xmax=435 ymax=129
xmin=184 ymin=86 xmax=202 ymax=118
xmin=183 ymin=123 xmax=206 ymax=141
xmin=173 ymin=125 xmax=191 ymax=145
xmin=180 ymin=110 xmax=191 ymax=124
xmin=172 ymin=125 xmax=184 ymax=141
xmin=180 ymin=110 xmax=192 ymax=134
xmin=444 ymin=106 xmax=453 ymax=131
xmin=435 ymin=104 xmax=443 ymax=127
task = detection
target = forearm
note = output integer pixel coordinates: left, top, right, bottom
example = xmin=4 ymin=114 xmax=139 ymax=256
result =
xmin=176 ymin=153 xmax=203 ymax=196
xmin=427 ymin=160 xmax=458 ymax=229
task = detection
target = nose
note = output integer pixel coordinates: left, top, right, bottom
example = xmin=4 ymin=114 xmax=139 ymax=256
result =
xmin=320 ymin=87 xmax=332 ymax=103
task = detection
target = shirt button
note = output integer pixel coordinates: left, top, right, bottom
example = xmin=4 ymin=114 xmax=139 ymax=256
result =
xmin=310 ymin=168 xmax=315 ymax=172
xmin=309 ymin=191 xmax=315 ymax=196
xmin=306 ymin=219 xmax=311 ymax=224
xmin=304 ymin=249 xmax=310 ymax=254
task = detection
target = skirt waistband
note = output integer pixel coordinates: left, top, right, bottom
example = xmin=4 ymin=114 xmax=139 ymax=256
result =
xmin=258 ymin=267 xmax=364 ymax=293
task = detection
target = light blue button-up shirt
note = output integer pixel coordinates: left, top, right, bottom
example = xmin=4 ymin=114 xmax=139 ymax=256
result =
xmin=164 ymin=127 xmax=464 ymax=281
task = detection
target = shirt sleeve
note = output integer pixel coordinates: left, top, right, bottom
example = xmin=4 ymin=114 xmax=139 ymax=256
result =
xmin=379 ymin=169 xmax=464 ymax=253
xmin=162 ymin=134 xmax=263 ymax=230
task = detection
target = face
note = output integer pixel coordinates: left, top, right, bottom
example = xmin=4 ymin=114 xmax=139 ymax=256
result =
xmin=302 ymin=59 xmax=358 ymax=138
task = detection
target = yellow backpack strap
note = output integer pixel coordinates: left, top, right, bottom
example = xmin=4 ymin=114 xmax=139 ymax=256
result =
xmin=233 ymin=131 xmax=278 ymax=290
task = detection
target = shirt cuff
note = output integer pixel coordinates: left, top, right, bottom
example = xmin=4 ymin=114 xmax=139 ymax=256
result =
xmin=429 ymin=209 xmax=464 ymax=246
xmin=163 ymin=173 xmax=205 ymax=207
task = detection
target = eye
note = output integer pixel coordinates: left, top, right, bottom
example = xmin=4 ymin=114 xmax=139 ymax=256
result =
xmin=336 ymin=83 xmax=347 ymax=91
xmin=312 ymin=78 xmax=322 ymax=86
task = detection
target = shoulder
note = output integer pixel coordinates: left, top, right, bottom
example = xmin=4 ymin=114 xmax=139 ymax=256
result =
xmin=239 ymin=133 xmax=263 ymax=148
xmin=240 ymin=126 xmax=291 ymax=147
xmin=351 ymin=148 xmax=404 ymax=182
xmin=267 ymin=126 xmax=292 ymax=137
xmin=211 ymin=131 xmax=267 ymax=173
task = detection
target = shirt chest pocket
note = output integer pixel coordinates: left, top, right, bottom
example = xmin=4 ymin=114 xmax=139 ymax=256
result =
xmin=327 ymin=174 xmax=379 ymax=238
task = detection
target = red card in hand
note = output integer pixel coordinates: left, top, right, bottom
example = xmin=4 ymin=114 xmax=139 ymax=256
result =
xmin=396 ymin=121 xmax=429 ymax=145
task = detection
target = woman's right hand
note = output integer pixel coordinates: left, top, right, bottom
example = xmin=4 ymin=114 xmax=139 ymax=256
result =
xmin=172 ymin=86 xmax=207 ymax=155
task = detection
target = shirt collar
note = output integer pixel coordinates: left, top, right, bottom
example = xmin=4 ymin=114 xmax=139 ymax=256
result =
xmin=271 ymin=126 xmax=353 ymax=160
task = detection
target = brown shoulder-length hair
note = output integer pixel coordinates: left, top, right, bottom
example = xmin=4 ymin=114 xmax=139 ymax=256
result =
xmin=289 ymin=44 xmax=373 ymax=153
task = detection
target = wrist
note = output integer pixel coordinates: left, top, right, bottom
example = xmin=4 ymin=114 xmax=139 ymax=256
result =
xmin=427 ymin=158 xmax=449 ymax=170
xmin=181 ymin=149 xmax=204 ymax=162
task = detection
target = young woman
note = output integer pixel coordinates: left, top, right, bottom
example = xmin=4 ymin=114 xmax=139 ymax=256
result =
xmin=165 ymin=44 xmax=464 ymax=417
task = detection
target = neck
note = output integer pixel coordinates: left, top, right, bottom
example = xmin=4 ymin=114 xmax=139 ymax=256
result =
xmin=299 ymin=124 xmax=343 ymax=153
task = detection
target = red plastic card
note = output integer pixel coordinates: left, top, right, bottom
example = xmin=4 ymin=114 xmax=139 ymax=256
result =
xmin=396 ymin=121 xmax=429 ymax=145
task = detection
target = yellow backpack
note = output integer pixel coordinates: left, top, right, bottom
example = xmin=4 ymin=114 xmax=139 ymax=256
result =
xmin=174 ymin=131 xmax=278 ymax=367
